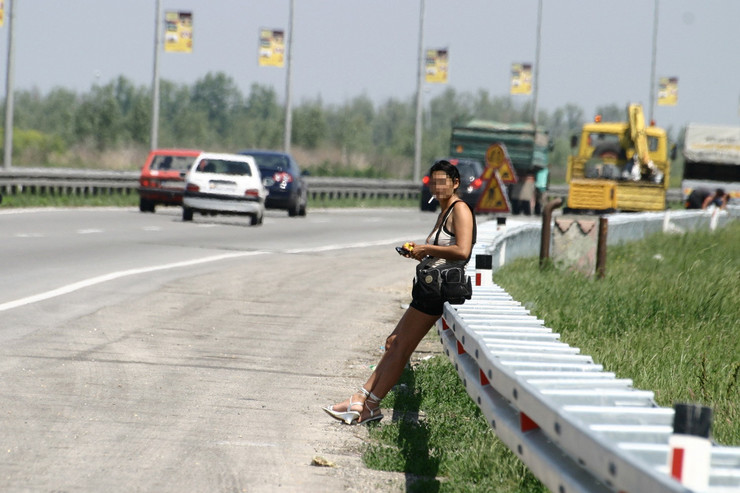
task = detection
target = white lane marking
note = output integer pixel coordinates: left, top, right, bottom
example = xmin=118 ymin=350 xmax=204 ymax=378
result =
xmin=284 ymin=236 xmax=416 ymax=254
xmin=0 ymin=251 xmax=267 ymax=313
xmin=0 ymin=236 xmax=419 ymax=312
xmin=77 ymin=229 xmax=104 ymax=234
xmin=14 ymin=233 xmax=45 ymax=238
xmin=143 ymin=226 xmax=162 ymax=231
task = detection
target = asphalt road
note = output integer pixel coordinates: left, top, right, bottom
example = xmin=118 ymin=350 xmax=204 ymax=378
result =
xmin=0 ymin=206 xmax=442 ymax=492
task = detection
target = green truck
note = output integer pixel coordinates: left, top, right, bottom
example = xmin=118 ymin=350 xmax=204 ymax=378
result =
xmin=449 ymin=119 xmax=551 ymax=214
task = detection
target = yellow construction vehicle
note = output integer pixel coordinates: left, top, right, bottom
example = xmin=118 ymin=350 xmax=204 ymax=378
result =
xmin=565 ymin=103 xmax=670 ymax=212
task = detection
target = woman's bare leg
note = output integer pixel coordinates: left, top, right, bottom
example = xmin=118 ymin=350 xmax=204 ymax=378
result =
xmin=328 ymin=306 xmax=440 ymax=421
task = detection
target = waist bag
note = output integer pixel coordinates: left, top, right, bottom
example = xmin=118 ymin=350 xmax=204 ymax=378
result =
xmin=412 ymin=201 xmax=476 ymax=305
xmin=413 ymin=263 xmax=472 ymax=305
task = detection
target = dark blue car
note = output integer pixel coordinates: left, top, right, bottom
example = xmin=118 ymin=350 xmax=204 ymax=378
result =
xmin=238 ymin=149 xmax=308 ymax=217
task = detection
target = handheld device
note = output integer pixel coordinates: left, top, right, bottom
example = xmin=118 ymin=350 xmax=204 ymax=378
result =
xmin=395 ymin=246 xmax=410 ymax=256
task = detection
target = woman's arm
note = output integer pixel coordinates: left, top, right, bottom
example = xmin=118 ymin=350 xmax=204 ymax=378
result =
xmin=409 ymin=203 xmax=474 ymax=261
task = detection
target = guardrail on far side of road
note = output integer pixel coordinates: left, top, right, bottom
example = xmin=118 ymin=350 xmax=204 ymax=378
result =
xmin=0 ymin=167 xmax=682 ymax=205
xmin=0 ymin=168 xmax=423 ymax=202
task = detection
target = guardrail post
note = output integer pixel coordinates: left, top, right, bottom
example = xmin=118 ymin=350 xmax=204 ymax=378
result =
xmin=596 ymin=216 xmax=608 ymax=279
xmin=539 ymin=197 xmax=563 ymax=269
xmin=496 ymin=217 xmax=507 ymax=267
xmin=710 ymin=207 xmax=720 ymax=231
xmin=668 ymin=403 xmax=712 ymax=490
xmin=474 ymin=254 xmax=493 ymax=287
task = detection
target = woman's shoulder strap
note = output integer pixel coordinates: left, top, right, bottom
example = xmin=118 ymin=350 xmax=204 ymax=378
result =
xmin=439 ymin=200 xmax=477 ymax=246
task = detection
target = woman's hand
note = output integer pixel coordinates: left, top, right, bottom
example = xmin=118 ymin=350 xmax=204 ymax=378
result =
xmin=407 ymin=242 xmax=427 ymax=261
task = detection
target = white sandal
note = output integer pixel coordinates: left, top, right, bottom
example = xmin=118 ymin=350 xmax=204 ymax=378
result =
xmin=357 ymin=387 xmax=384 ymax=424
xmin=323 ymin=392 xmax=363 ymax=425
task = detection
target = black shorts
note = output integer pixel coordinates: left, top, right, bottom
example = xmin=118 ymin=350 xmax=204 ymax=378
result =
xmin=410 ymin=294 xmax=444 ymax=317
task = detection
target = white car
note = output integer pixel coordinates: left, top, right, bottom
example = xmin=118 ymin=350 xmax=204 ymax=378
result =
xmin=182 ymin=153 xmax=266 ymax=225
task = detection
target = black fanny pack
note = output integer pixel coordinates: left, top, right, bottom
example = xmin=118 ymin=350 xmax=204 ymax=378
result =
xmin=413 ymin=263 xmax=472 ymax=305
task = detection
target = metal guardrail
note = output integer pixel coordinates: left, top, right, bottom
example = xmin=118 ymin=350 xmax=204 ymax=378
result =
xmin=0 ymin=168 xmax=423 ymax=201
xmin=0 ymin=167 xmax=683 ymax=204
xmin=437 ymin=213 xmax=739 ymax=492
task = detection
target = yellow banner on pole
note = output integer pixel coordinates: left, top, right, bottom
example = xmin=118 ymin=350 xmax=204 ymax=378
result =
xmin=658 ymin=77 xmax=678 ymax=106
xmin=510 ymin=63 xmax=532 ymax=95
xmin=164 ymin=11 xmax=193 ymax=53
xmin=258 ymin=28 xmax=285 ymax=67
xmin=0 ymin=1 xmax=5 ymax=27
xmin=425 ymin=49 xmax=448 ymax=84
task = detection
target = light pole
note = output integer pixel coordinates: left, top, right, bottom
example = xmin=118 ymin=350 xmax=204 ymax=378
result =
xmin=413 ymin=0 xmax=425 ymax=183
xmin=3 ymin=0 xmax=16 ymax=169
xmin=648 ymin=0 xmax=659 ymax=123
xmin=150 ymin=0 xmax=162 ymax=150
xmin=532 ymin=0 xmax=542 ymax=129
xmin=283 ymin=0 xmax=294 ymax=153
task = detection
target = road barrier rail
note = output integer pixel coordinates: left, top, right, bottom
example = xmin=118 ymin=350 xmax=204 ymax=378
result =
xmin=0 ymin=168 xmax=424 ymax=201
xmin=0 ymin=168 xmax=685 ymax=205
xmin=436 ymin=212 xmax=739 ymax=492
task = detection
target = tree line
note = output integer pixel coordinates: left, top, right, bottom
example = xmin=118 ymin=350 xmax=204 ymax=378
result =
xmin=2 ymin=71 xmax=673 ymax=180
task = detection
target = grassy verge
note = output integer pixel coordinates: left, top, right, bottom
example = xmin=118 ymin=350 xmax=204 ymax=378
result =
xmin=363 ymin=353 xmax=546 ymax=492
xmin=0 ymin=192 xmax=139 ymax=208
xmin=363 ymin=221 xmax=739 ymax=491
xmin=0 ymin=193 xmax=418 ymax=209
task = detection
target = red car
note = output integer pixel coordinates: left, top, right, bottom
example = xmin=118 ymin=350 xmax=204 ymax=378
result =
xmin=138 ymin=149 xmax=202 ymax=212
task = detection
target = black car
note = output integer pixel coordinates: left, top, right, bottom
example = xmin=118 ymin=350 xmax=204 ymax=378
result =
xmin=420 ymin=158 xmax=484 ymax=212
xmin=238 ymin=149 xmax=308 ymax=216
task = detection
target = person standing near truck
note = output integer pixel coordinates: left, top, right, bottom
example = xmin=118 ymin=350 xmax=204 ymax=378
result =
xmin=685 ymin=188 xmax=728 ymax=210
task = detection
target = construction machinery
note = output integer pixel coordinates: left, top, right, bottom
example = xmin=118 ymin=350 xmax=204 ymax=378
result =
xmin=566 ymin=103 xmax=670 ymax=212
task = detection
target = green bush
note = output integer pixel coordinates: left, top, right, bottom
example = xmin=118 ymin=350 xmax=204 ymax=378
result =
xmin=0 ymin=128 xmax=66 ymax=165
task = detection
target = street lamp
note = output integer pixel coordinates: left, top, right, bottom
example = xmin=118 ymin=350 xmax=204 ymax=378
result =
xmin=3 ymin=0 xmax=16 ymax=169
xmin=413 ymin=0 xmax=425 ymax=183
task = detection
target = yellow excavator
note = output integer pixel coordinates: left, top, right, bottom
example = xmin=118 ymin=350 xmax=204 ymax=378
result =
xmin=565 ymin=103 xmax=670 ymax=213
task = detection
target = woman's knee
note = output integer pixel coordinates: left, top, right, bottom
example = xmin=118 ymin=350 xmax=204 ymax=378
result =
xmin=385 ymin=334 xmax=396 ymax=351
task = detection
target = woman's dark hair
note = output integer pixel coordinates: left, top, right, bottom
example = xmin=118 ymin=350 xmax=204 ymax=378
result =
xmin=429 ymin=159 xmax=460 ymax=183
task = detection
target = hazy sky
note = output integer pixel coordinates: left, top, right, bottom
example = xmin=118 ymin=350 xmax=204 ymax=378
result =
xmin=1 ymin=0 xmax=739 ymax=134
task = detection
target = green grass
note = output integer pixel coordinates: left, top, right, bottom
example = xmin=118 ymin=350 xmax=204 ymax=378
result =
xmin=363 ymin=221 xmax=739 ymax=490
xmin=0 ymin=192 xmax=139 ymax=208
xmin=308 ymin=196 xmax=418 ymax=208
xmin=0 ymin=192 xmax=418 ymax=209
xmin=363 ymin=355 xmax=545 ymax=492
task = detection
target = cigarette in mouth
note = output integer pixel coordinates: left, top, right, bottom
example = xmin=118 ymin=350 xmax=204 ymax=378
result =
xmin=428 ymin=196 xmax=435 ymax=204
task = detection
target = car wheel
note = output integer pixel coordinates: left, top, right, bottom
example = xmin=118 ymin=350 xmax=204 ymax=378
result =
xmin=250 ymin=212 xmax=263 ymax=226
xmin=182 ymin=207 xmax=193 ymax=221
xmin=288 ymin=199 xmax=300 ymax=217
xmin=298 ymin=191 xmax=307 ymax=216
xmin=139 ymin=198 xmax=155 ymax=213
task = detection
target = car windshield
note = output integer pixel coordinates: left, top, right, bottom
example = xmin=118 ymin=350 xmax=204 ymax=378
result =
xmin=196 ymin=159 xmax=252 ymax=176
xmin=248 ymin=153 xmax=289 ymax=171
xmin=151 ymin=155 xmax=196 ymax=172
